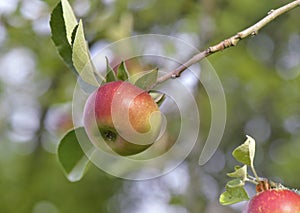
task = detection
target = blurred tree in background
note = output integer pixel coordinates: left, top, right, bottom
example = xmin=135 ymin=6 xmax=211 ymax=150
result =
xmin=0 ymin=0 xmax=299 ymax=212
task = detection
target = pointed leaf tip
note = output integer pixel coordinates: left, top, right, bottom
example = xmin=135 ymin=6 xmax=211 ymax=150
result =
xmin=57 ymin=127 xmax=91 ymax=182
xmin=246 ymin=135 xmax=256 ymax=164
xmin=117 ymin=61 xmax=129 ymax=81
xmin=103 ymin=57 xmax=117 ymax=84
xmin=50 ymin=0 xmax=79 ymax=75
xmin=72 ymin=19 xmax=100 ymax=86
xmin=61 ymin=0 xmax=78 ymax=44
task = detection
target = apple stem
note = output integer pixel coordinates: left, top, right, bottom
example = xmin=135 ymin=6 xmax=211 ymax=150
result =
xmin=251 ymin=161 xmax=260 ymax=182
xmin=245 ymin=177 xmax=259 ymax=185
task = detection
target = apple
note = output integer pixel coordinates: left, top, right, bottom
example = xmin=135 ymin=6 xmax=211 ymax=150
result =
xmin=83 ymin=81 xmax=162 ymax=156
xmin=245 ymin=189 xmax=300 ymax=213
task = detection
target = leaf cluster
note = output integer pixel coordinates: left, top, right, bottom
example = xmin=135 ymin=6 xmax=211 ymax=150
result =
xmin=50 ymin=0 xmax=166 ymax=182
xmin=219 ymin=135 xmax=258 ymax=205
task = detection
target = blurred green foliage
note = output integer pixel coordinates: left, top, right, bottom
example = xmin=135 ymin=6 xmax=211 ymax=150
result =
xmin=0 ymin=0 xmax=299 ymax=212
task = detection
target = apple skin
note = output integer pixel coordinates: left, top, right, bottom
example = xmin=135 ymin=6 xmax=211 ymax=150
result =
xmin=245 ymin=189 xmax=300 ymax=213
xmin=83 ymin=81 xmax=161 ymax=156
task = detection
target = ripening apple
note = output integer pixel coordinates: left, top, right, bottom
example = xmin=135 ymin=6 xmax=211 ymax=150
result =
xmin=83 ymin=81 xmax=162 ymax=156
xmin=245 ymin=189 xmax=300 ymax=213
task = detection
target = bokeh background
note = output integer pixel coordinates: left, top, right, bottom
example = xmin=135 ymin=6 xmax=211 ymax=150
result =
xmin=0 ymin=0 xmax=300 ymax=212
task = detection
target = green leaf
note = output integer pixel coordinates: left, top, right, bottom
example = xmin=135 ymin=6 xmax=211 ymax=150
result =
xmin=117 ymin=61 xmax=129 ymax=81
xmin=226 ymin=179 xmax=245 ymax=188
xmin=247 ymin=135 xmax=256 ymax=165
xmin=219 ymin=186 xmax=249 ymax=205
xmin=72 ymin=20 xmax=101 ymax=86
xmin=149 ymin=91 xmax=166 ymax=106
xmin=134 ymin=68 xmax=158 ymax=90
xmin=57 ymin=127 xmax=91 ymax=182
xmin=71 ymin=23 xmax=79 ymax=46
xmin=232 ymin=135 xmax=256 ymax=166
xmin=61 ymin=0 xmax=78 ymax=43
xmin=50 ymin=0 xmax=78 ymax=74
xmin=227 ymin=165 xmax=248 ymax=180
xmin=103 ymin=57 xmax=117 ymax=84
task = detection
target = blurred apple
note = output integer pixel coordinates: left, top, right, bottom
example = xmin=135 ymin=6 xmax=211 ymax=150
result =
xmin=245 ymin=189 xmax=300 ymax=213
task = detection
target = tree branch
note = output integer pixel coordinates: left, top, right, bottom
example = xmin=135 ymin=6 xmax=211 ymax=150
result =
xmin=149 ymin=0 xmax=300 ymax=90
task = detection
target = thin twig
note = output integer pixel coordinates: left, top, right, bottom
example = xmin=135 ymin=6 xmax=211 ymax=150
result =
xmin=148 ymin=0 xmax=300 ymax=90
xmin=250 ymin=160 xmax=260 ymax=182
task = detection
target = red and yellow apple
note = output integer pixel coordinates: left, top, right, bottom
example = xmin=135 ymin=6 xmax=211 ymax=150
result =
xmin=245 ymin=189 xmax=300 ymax=213
xmin=83 ymin=81 xmax=162 ymax=156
